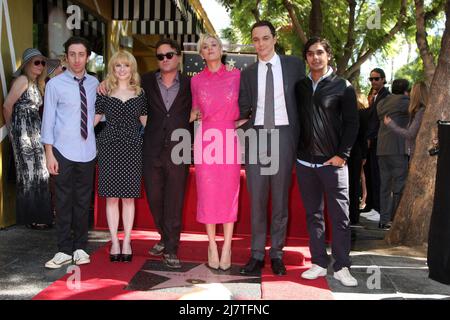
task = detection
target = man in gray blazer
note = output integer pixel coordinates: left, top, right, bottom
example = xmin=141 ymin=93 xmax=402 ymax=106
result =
xmin=239 ymin=21 xmax=305 ymax=276
xmin=376 ymin=78 xmax=410 ymax=230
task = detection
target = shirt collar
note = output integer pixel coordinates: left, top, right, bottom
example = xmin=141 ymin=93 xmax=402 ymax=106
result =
xmin=308 ymin=66 xmax=333 ymax=83
xmin=259 ymin=53 xmax=279 ymax=68
xmin=204 ymin=63 xmax=226 ymax=77
xmin=156 ymin=71 xmax=180 ymax=83
xmin=65 ymin=68 xmax=87 ymax=81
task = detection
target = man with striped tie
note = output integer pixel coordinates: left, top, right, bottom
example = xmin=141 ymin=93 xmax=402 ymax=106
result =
xmin=41 ymin=36 xmax=99 ymax=269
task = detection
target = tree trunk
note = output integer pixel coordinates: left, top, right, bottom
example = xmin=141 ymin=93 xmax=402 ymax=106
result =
xmin=336 ymin=0 xmax=357 ymax=76
xmin=415 ymin=0 xmax=436 ymax=86
xmin=343 ymin=0 xmax=408 ymax=79
xmin=309 ymin=0 xmax=323 ymax=37
xmin=283 ymin=0 xmax=308 ymax=44
xmin=386 ymin=0 xmax=450 ymax=246
xmin=251 ymin=0 xmax=261 ymax=22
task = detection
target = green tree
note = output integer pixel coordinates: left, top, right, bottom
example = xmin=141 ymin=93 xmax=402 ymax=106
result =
xmin=386 ymin=0 xmax=449 ymax=246
xmin=219 ymin=0 xmax=444 ymax=85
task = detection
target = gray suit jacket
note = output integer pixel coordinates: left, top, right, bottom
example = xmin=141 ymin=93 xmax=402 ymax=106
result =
xmin=238 ymin=55 xmax=305 ymax=142
xmin=376 ymin=94 xmax=410 ymax=155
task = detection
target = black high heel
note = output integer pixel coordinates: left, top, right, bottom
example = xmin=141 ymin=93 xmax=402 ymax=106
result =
xmin=121 ymin=242 xmax=133 ymax=263
xmin=110 ymin=241 xmax=121 ymax=262
xmin=121 ymin=253 xmax=133 ymax=263
xmin=110 ymin=253 xmax=121 ymax=262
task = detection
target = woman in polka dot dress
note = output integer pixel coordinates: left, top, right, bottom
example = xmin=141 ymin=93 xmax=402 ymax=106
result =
xmin=94 ymin=51 xmax=148 ymax=262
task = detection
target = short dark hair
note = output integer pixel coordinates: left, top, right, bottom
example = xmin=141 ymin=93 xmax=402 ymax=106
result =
xmin=155 ymin=38 xmax=181 ymax=55
xmin=251 ymin=20 xmax=276 ymax=37
xmin=303 ymin=37 xmax=332 ymax=60
xmin=391 ymin=78 xmax=410 ymax=94
xmin=64 ymin=36 xmax=91 ymax=56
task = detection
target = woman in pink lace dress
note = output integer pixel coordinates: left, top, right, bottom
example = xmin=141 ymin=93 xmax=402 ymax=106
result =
xmin=190 ymin=34 xmax=242 ymax=271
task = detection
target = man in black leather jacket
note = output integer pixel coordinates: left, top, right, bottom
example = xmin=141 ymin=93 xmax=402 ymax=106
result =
xmin=295 ymin=37 xmax=359 ymax=287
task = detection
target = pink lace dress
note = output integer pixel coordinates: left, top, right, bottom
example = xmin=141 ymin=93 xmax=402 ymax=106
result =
xmin=191 ymin=65 xmax=241 ymax=224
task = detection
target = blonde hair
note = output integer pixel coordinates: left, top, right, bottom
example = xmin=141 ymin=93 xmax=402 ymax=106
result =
xmin=356 ymin=93 xmax=369 ymax=110
xmin=408 ymin=81 xmax=428 ymax=117
xmin=105 ymin=50 xmax=141 ymax=95
xmin=23 ymin=60 xmax=47 ymax=95
xmin=197 ymin=33 xmax=223 ymax=55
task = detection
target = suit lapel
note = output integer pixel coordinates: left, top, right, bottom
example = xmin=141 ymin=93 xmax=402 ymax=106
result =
xmin=169 ymin=72 xmax=185 ymax=112
xmin=280 ymin=55 xmax=289 ymax=95
xmin=250 ymin=63 xmax=258 ymax=110
xmin=150 ymin=73 xmax=167 ymax=113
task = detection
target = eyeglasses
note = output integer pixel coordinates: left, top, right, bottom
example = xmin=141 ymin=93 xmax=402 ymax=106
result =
xmin=369 ymin=77 xmax=381 ymax=82
xmin=33 ymin=60 xmax=46 ymax=67
xmin=156 ymin=52 xmax=177 ymax=61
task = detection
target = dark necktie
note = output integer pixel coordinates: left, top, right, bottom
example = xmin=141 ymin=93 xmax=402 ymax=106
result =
xmin=75 ymin=76 xmax=88 ymax=139
xmin=264 ymin=62 xmax=275 ymax=129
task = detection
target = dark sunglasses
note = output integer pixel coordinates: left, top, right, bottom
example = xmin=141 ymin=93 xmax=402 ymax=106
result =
xmin=369 ymin=77 xmax=381 ymax=82
xmin=156 ymin=52 xmax=177 ymax=61
xmin=33 ymin=60 xmax=46 ymax=67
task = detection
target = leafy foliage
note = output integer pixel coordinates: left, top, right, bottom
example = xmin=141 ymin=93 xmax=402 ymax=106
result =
xmin=217 ymin=0 xmax=444 ymax=87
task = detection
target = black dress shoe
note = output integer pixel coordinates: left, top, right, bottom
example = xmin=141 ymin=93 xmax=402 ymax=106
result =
xmin=271 ymin=258 xmax=287 ymax=276
xmin=109 ymin=254 xmax=121 ymax=262
xmin=26 ymin=223 xmax=52 ymax=230
xmin=240 ymin=258 xmax=264 ymax=275
xmin=378 ymin=223 xmax=391 ymax=230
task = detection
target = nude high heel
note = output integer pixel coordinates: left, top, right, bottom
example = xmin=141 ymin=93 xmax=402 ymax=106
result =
xmin=207 ymin=245 xmax=219 ymax=270
xmin=219 ymin=248 xmax=232 ymax=271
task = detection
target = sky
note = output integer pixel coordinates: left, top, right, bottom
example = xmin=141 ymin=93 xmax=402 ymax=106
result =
xmin=198 ymin=0 xmax=231 ymax=35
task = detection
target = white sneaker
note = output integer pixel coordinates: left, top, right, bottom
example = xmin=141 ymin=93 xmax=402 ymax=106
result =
xmin=45 ymin=252 xmax=72 ymax=269
xmin=73 ymin=249 xmax=90 ymax=265
xmin=301 ymin=264 xmax=327 ymax=280
xmin=334 ymin=267 xmax=358 ymax=287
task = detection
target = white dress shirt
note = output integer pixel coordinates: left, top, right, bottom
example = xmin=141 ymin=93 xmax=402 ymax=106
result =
xmin=255 ymin=54 xmax=289 ymax=126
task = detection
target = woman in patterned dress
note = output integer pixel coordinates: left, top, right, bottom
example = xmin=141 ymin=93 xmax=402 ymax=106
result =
xmin=94 ymin=51 xmax=148 ymax=262
xmin=190 ymin=34 xmax=244 ymax=271
xmin=2 ymin=48 xmax=52 ymax=229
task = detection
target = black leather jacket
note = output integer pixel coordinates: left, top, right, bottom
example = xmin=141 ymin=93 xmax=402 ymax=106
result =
xmin=296 ymin=73 xmax=359 ymax=163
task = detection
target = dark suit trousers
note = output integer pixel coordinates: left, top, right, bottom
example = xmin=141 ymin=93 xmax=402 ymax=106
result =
xmin=53 ymin=148 xmax=95 ymax=255
xmin=348 ymin=151 xmax=363 ymax=224
xmin=143 ymin=155 xmax=189 ymax=255
xmin=244 ymin=126 xmax=296 ymax=261
xmin=296 ymin=162 xmax=352 ymax=272
xmin=366 ymin=139 xmax=380 ymax=212
xmin=378 ymin=155 xmax=408 ymax=224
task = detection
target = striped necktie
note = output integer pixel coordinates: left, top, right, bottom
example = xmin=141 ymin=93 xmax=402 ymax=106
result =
xmin=74 ymin=76 xmax=88 ymax=139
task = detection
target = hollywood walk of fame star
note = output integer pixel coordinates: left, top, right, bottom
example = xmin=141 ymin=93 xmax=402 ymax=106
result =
xmin=141 ymin=263 xmax=259 ymax=290
xmin=227 ymin=58 xmax=236 ymax=68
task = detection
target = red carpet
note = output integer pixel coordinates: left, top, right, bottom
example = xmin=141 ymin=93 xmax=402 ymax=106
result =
xmin=94 ymin=167 xmax=332 ymax=240
xmin=33 ymin=231 xmax=333 ymax=300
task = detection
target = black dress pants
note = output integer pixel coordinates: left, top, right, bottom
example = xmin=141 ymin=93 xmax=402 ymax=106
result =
xmin=143 ymin=155 xmax=189 ymax=255
xmin=53 ymin=148 xmax=95 ymax=255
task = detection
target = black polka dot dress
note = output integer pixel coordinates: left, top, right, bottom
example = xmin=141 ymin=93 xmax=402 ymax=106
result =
xmin=95 ymin=91 xmax=148 ymax=198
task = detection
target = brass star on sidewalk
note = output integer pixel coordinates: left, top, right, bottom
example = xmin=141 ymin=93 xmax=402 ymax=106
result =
xmin=142 ymin=263 xmax=259 ymax=290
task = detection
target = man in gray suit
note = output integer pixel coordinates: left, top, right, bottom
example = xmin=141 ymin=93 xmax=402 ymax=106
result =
xmin=376 ymin=79 xmax=410 ymax=230
xmin=239 ymin=21 xmax=305 ymax=276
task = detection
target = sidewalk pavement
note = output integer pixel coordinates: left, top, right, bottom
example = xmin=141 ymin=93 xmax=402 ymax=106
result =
xmin=0 ymin=210 xmax=449 ymax=300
